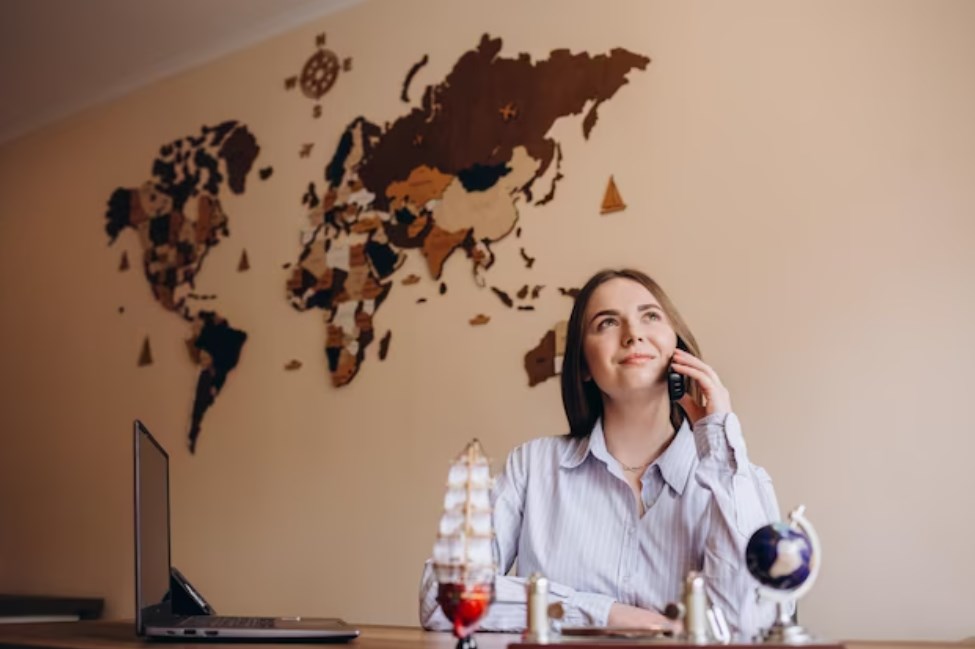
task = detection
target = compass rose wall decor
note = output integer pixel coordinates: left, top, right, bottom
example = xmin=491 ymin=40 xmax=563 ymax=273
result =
xmin=284 ymin=33 xmax=353 ymax=118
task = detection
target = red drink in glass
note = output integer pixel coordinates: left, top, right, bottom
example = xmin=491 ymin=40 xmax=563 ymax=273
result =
xmin=437 ymin=582 xmax=495 ymax=649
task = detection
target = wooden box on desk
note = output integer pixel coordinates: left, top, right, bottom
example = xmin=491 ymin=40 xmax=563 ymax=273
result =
xmin=0 ymin=595 xmax=104 ymax=624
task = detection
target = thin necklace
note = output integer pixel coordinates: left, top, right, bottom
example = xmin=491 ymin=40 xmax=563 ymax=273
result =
xmin=620 ymin=460 xmax=651 ymax=473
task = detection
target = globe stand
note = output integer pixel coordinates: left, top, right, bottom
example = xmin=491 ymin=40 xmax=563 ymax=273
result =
xmin=753 ymin=505 xmax=822 ymax=645
xmin=760 ymin=601 xmax=816 ymax=644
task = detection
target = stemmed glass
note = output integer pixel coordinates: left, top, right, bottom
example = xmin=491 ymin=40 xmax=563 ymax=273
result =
xmin=436 ymin=578 xmax=495 ymax=649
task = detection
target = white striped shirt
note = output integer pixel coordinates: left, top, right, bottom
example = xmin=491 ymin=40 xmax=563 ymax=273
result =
xmin=419 ymin=412 xmax=783 ymax=640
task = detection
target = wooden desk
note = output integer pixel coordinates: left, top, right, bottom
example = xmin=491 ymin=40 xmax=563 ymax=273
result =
xmin=0 ymin=622 xmax=513 ymax=649
xmin=0 ymin=621 xmax=963 ymax=649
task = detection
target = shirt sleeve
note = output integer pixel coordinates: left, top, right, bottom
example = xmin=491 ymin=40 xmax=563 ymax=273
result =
xmin=692 ymin=412 xmax=786 ymax=641
xmin=418 ymin=441 xmax=615 ymax=631
xmin=419 ymin=562 xmax=615 ymax=632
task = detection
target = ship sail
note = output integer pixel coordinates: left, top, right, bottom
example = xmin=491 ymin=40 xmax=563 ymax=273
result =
xmin=600 ymin=175 xmax=626 ymax=214
xmin=432 ymin=439 xmax=496 ymax=585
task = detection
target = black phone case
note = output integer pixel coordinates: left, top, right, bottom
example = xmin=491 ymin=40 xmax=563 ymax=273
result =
xmin=667 ymin=338 xmax=689 ymax=401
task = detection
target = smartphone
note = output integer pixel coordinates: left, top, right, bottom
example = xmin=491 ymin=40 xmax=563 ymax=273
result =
xmin=667 ymin=337 xmax=689 ymax=402
xmin=169 ymin=566 xmax=216 ymax=615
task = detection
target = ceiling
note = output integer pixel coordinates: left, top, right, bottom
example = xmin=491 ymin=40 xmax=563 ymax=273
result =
xmin=0 ymin=0 xmax=360 ymax=145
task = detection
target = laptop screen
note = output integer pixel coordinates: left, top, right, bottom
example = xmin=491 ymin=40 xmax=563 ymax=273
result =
xmin=134 ymin=420 xmax=173 ymax=631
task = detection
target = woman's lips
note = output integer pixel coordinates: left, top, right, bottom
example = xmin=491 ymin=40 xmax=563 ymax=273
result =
xmin=619 ymin=353 xmax=654 ymax=365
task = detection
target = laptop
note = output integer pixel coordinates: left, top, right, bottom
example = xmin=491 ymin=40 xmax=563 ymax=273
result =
xmin=133 ymin=419 xmax=359 ymax=641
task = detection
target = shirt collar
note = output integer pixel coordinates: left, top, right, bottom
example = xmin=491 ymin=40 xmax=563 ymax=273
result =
xmin=560 ymin=417 xmax=697 ymax=495
xmin=656 ymin=419 xmax=696 ymax=495
xmin=559 ymin=417 xmax=612 ymax=470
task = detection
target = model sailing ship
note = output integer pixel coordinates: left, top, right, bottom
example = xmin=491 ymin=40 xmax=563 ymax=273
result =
xmin=432 ymin=439 xmax=496 ymax=649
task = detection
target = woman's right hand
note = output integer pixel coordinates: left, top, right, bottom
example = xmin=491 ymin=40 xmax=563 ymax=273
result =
xmin=607 ymin=602 xmax=681 ymax=632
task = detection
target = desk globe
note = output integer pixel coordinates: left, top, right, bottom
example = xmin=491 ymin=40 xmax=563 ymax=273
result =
xmin=745 ymin=505 xmax=821 ymax=644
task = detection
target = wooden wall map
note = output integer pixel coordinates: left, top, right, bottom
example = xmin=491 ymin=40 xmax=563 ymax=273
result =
xmin=103 ymin=35 xmax=648 ymax=452
xmin=287 ymin=34 xmax=649 ymax=388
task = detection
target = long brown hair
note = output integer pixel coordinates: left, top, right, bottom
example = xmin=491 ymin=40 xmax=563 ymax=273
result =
xmin=560 ymin=268 xmax=701 ymax=438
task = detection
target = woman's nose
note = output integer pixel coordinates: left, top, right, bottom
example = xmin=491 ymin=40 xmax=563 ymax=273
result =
xmin=623 ymin=327 xmax=644 ymax=345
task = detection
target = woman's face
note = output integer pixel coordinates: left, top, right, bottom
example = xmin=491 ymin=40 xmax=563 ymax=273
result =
xmin=581 ymin=278 xmax=678 ymax=401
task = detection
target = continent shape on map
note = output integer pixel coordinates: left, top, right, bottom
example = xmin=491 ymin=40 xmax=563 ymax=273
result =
xmin=105 ymin=121 xmax=260 ymax=452
xmin=525 ymin=320 xmax=568 ymax=387
xmin=287 ymin=34 xmax=649 ymax=387
xmin=525 ymin=285 xmax=583 ymax=386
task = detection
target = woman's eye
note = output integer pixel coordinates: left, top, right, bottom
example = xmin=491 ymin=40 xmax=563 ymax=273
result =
xmin=643 ymin=311 xmax=661 ymax=321
xmin=596 ymin=317 xmax=618 ymax=331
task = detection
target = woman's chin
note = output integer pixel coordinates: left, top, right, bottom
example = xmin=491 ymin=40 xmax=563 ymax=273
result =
xmin=603 ymin=379 xmax=666 ymax=402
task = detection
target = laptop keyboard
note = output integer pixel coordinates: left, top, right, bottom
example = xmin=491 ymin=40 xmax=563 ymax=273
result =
xmin=180 ymin=616 xmax=275 ymax=629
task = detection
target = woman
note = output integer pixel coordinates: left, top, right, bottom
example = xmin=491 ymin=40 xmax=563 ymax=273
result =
xmin=420 ymin=268 xmax=782 ymax=640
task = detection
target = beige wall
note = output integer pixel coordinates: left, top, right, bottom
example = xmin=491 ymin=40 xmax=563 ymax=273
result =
xmin=1 ymin=0 xmax=973 ymax=640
